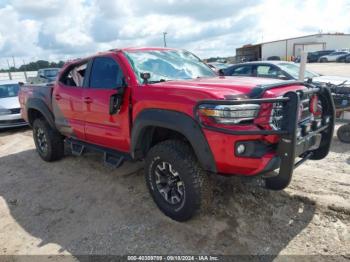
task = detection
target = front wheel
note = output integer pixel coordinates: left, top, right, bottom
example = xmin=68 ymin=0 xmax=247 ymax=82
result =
xmin=145 ymin=140 xmax=212 ymax=221
xmin=337 ymin=124 xmax=350 ymax=143
xmin=33 ymin=118 xmax=64 ymax=161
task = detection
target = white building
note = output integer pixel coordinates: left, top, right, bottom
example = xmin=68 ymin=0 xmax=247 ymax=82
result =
xmin=236 ymin=33 xmax=350 ymax=61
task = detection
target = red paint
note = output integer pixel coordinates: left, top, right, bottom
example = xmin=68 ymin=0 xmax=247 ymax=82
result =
xmin=20 ymin=47 xmax=309 ymax=176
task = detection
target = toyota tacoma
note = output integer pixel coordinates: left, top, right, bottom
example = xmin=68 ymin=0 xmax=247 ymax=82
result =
xmin=19 ymin=47 xmax=335 ymax=221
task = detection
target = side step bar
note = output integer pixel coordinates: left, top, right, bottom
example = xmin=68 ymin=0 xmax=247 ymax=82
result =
xmin=65 ymin=138 xmax=132 ymax=168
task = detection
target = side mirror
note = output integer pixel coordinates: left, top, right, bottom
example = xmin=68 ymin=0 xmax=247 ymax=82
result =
xmin=218 ymin=69 xmax=225 ymax=76
xmin=140 ymin=72 xmax=151 ymax=83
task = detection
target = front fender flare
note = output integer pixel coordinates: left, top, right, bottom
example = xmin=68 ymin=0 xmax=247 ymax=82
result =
xmin=131 ymin=109 xmax=216 ymax=173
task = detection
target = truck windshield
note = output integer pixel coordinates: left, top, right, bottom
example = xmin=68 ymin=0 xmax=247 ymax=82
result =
xmin=44 ymin=69 xmax=59 ymax=78
xmin=0 ymin=84 xmax=20 ymax=98
xmin=124 ymin=50 xmax=216 ymax=83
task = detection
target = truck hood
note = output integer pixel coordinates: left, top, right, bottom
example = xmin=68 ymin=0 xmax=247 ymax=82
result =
xmin=312 ymin=75 xmax=350 ymax=86
xmin=153 ymin=76 xmax=301 ymax=99
xmin=0 ymin=96 xmax=20 ymax=109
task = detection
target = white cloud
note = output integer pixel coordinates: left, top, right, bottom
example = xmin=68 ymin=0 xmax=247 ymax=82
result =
xmin=0 ymin=0 xmax=349 ymax=69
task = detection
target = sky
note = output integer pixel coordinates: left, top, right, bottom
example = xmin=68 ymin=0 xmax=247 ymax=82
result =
xmin=0 ymin=0 xmax=349 ymax=68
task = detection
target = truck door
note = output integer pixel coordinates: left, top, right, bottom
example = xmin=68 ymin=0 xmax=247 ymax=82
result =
xmin=83 ymin=55 xmax=131 ymax=152
xmin=52 ymin=60 xmax=89 ymax=140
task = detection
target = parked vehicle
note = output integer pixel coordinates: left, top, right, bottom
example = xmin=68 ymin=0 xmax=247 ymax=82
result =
xmin=28 ymin=68 xmax=60 ymax=84
xmin=336 ymin=53 xmax=350 ymax=62
xmin=319 ymin=51 xmax=349 ymax=62
xmin=346 ymin=56 xmax=350 ymax=63
xmin=0 ymin=80 xmax=27 ymax=129
xmin=307 ymin=50 xmax=335 ymax=63
xmin=207 ymin=62 xmax=231 ymax=71
xmin=19 ymin=47 xmax=334 ymax=221
xmin=267 ymin=56 xmax=281 ymax=61
xmin=222 ymin=61 xmax=350 ymax=86
xmin=326 ymin=82 xmax=350 ymax=143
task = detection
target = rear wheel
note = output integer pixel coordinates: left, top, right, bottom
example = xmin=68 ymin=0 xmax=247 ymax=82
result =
xmin=145 ymin=140 xmax=212 ymax=221
xmin=33 ymin=118 xmax=64 ymax=161
xmin=337 ymin=124 xmax=350 ymax=143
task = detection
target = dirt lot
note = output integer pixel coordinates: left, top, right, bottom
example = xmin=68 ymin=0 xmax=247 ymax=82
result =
xmin=307 ymin=63 xmax=350 ymax=77
xmin=0 ymin=125 xmax=349 ymax=258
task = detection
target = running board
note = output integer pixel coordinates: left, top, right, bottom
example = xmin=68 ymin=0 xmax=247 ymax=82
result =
xmin=65 ymin=138 xmax=132 ymax=168
xmin=104 ymin=153 xmax=124 ymax=168
xmin=71 ymin=143 xmax=85 ymax=156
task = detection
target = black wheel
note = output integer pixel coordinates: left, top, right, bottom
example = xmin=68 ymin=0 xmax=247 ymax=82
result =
xmin=33 ymin=118 xmax=64 ymax=161
xmin=145 ymin=140 xmax=212 ymax=221
xmin=337 ymin=124 xmax=350 ymax=143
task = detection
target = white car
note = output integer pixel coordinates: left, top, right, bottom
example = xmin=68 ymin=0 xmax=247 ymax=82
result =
xmin=319 ymin=51 xmax=349 ymax=62
xmin=0 ymin=80 xmax=27 ymax=129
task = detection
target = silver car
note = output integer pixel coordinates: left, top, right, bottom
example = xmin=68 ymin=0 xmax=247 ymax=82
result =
xmin=0 ymin=80 xmax=27 ymax=129
xmin=319 ymin=51 xmax=349 ymax=62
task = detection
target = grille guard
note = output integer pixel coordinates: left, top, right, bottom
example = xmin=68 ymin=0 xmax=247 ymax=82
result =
xmin=194 ymin=81 xmax=335 ymax=187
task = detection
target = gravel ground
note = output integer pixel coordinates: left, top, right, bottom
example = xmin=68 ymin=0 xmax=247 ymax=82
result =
xmin=307 ymin=63 xmax=350 ymax=77
xmin=0 ymin=125 xmax=349 ymax=259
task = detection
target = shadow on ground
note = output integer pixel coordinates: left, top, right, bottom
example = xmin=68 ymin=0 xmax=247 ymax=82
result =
xmin=0 ymin=149 xmax=316 ymax=257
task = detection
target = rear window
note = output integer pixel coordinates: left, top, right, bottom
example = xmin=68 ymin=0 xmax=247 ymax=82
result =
xmin=0 ymin=84 xmax=19 ymax=98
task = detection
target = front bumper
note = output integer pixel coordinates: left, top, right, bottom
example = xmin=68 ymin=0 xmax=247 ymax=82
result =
xmin=0 ymin=113 xmax=28 ymax=129
xmin=197 ymin=84 xmax=335 ymax=180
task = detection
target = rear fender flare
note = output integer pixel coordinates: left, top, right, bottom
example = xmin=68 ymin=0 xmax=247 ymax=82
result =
xmin=26 ymin=98 xmax=56 ymax=130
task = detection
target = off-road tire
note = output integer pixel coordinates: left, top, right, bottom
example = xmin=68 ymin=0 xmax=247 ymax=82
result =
xmin=33 ymin=118 xmax=64 ymax=162
xmin=337 ymin=124 xmax=350 ymax=143
xmin=145 ymin=140 xmax=212 ymax=221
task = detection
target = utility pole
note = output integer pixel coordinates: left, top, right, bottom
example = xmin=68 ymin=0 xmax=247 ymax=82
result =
xmin=23 ymin=59 xmax=28 ymax=82
xmin=6 ymin=59 xmax=12 ymax=80
xmin=12 ymin=56 xmax=16 ymax=69
xmin=163 ymin=32 xmax=167 ymax=47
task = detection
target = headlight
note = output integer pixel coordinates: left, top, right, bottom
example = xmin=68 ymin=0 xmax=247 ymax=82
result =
xmin=0 ymin=108 xmax=11 ymax=115
xmin=198 ymin=104 xmax=260 ymax=124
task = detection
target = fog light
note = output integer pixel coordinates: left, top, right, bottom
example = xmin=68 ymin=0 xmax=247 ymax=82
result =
xmin=236 ymin=144 xmax=246 ymax=155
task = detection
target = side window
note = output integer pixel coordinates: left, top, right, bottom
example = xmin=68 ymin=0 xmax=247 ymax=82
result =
xmin=256 ymin=65 xmax=287 ymax=79
xmin=230 ymin=66 xmax=252 ymax=76
xmin=256 ymin=65 xmax=275 ymax=77
xmin=60 ymin=62 xmax=88 ymax=87
xmin=89 ymin=57 xmax=124 ymax=89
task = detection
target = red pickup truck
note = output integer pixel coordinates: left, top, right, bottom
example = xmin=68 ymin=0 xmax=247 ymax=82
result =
xmin=19 ymin=47 xmax=335 ymax=221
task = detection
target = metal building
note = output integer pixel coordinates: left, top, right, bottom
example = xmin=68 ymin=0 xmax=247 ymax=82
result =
xmin=236 ymin=33 xmax=350 ymax=62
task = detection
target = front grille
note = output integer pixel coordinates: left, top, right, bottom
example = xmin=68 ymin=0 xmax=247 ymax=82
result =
xmin=270 ymin=102 xmax=284 ymax=130
xmin=9 ymin=108 xmax=21 ymax=114
xmin=299 ymin=95 xmax=313 ymax=122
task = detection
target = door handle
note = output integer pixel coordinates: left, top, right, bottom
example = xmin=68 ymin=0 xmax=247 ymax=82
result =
xmin=83 ymin=97 xmax=93 ymax=104
xmin=55 ymin=94 xmax=62 ymax=100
